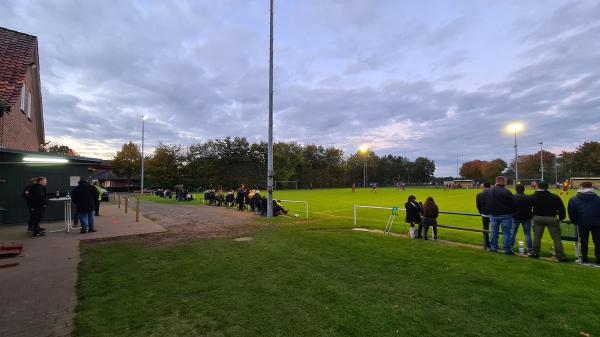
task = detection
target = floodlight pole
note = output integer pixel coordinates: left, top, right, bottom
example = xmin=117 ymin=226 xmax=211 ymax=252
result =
xmin=141 ymin=116 xmax=145 ymax=195
xmin=539 ymin=142 xmax=544 ymax=181
xmin=514 ymin=131 xmax=518 ymax=188
xmin=266 ymin=0 xmax=274 ymax=219
xmin=363 ymin=152 xmax=367 ymax=188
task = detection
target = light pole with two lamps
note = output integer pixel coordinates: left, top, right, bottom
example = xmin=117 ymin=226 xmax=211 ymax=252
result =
xmin=140 ymin=115 xmax=148 ymax=194
xmin=506 ymin=122 xmax=524 ymax=188
xmin=358 ymin=144 xmax=369 ymax=188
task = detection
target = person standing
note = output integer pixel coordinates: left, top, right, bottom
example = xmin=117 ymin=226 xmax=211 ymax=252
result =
xmin=236 ymin=184 xmax=246 ymax=212
xmin=481 ymin=176 xmax=516 ymax=254
xmin=92 ymin=181 xmax=102 ymax=216
xmin=568 ymin=182 xmax=600 ymax=266
xmin=404 ymin=195 xmax=422 ymax=238
xmin=511 ymin=184 xmax=533 ymax=253
xmin=71 ymin=179 xmax=99 ymax=234
xmin=530 ymin=181 xmax=566 ymax=261
xmin=26 ymin=177 xmax=48 ymax=236
xmin=421 ymin=197 xmax=439 ymax=240
xmin=22 ymin=178 xmax=38 ymax=232
xmin=476 ymin=182 xmax=492 ymax=250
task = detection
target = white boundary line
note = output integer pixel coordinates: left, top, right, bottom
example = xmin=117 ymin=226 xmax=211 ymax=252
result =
xmin=279 ymin=199 xmax=308 ymax=220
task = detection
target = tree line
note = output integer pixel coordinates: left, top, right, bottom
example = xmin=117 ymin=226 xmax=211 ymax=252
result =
xmin=111 ymin=137 xmax=437 ymax=190
xmin=460 ymin=141 xmax=600 ymax=182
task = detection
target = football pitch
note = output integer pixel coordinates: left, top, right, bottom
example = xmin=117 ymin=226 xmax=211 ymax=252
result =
xmin=75 ymin=188 xmax=600 ymax=336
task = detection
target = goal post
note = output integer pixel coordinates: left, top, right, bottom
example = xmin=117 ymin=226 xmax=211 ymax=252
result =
xmin=275 ymin=180 xmax=298 ymax=190
xmin=279 ymin=199 xmax=308 ymax=219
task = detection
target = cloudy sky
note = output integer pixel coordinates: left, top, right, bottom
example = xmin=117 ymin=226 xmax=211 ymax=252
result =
xmin=1 ymin=0 xmax=599 ymax=176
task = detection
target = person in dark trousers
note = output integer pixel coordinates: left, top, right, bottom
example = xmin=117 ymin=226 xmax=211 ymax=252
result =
xmin=476 ymin=182 xmax=492 ymax=250
xmin=421 ymin=197 xmax=439 ymax=240
xmin=24 ymin=177 xmax=48 ymax=236
xmin=481 ymin=176 xmax=516 ymax=254
xmin=71 ymin=179 xmax=99 ymax=234
xmin=22 ymin=178 xmax=38 ymax=232
xmin=92 ymin=181 xmax=102 ymax=216
xmin=568 ymin=182 xmax=600 ymax=266
xmin=530 ymin=181 xmax=566 ymax=261
xmin=236 ymin=184 xmax=246 ymax=211
xmin=404 ymin=195 xmax=422 ymax=238
xmin=511 ymin=184 xmax=534 ymax=253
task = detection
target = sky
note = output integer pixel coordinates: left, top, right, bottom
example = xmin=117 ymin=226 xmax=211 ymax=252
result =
xmin=1 ymin=0 xmax=599 ymax=176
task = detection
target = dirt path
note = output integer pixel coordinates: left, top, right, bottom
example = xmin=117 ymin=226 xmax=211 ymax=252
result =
xmin=137 ymin=202 xmax=265 ymax=245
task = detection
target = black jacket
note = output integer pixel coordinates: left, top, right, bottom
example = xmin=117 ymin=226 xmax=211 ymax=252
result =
xmin=404 ymin=201 xmax=422 ymax=223
xmin=71 ymin=181 xmax=98 ymax=213
xmin=513 ymin=194 xmax=533 ymax=220
xmin=26 ymin=184 xmax=47 ymax=210
xmin=568 ymin=190 xmax=600 ymax=227
xmin=531 ymin=190 xmax=566 ymax=220
xmin=476 ymin=189 xmax=489 ymax=214
xmin=481 ymin=185 xmax=516 ymax=216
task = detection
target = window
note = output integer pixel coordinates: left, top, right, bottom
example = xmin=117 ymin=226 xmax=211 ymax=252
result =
xmin=27 ymin=91 xmax=32 ymax=119
xmin=20 ymin=85 xmax=26 ymax=111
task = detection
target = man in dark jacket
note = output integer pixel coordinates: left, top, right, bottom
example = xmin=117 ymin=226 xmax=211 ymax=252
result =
xmin=568 ymin=182 xmax=600 ymax=266
xmin=480 ymin=176 xmax=516 ymax=254
xmin=24 ymin=177 xmax=48 ymax=236
xmin=530 ymin=181 xmax=566 ymax=261
xmin=71 ymin=179 xmax=99 ymax=233
xmin=511 ymin=184 xmax=533 ymax=253
xmin=476 ymin=182 xmax=492 ymax=250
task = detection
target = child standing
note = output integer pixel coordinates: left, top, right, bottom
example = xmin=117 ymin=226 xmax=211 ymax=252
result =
xmin=421 ymin=197 xmax=439 ymax=240
xmin=404 ymin=195 xmax=422 ymax=238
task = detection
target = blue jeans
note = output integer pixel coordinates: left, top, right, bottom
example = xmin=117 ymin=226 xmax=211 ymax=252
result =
xmin=78 ymin=212 xmax=94 ymax=231
xmin=490 ymin=215 xmax=513 ymax=253
xmin=510 ymin=219 xmax=532 ymax=250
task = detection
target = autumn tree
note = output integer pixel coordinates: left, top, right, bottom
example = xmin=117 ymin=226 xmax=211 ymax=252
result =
xmin=112 ymin=141 xmax=141 ymax=191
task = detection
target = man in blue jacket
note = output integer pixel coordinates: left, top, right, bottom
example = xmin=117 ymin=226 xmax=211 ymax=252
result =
xmin=481 ymin=176 xmax=516 ymax=254
xmin=568 ymin=182 xmax=600 ymax=266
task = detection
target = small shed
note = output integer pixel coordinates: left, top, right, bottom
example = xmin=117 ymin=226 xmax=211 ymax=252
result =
xmin=570 ymin=177 xmax=600 ymax=189
xmin=452 ymin=179 xmax=475 ymax=189
xmin=0 ymin=149 xmax=104 ymax=224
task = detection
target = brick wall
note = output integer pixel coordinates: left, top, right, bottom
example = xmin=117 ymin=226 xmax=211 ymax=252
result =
xmin=0 ymin=67 xmax=41 ymax=151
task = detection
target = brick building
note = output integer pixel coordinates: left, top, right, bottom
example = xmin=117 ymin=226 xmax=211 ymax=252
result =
xmin=0 ymin=27 xmax=45 ymax=151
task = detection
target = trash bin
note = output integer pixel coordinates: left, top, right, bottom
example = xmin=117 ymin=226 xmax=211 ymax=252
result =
xmin=0 ymin=208 xmax=6 ymax=225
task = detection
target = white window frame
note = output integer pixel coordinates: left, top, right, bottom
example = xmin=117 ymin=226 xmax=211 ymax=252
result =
xmin=27 ymin=91 xmax=32 ymax=119
xmin=20 ymin=85 xmax=26 ymax=111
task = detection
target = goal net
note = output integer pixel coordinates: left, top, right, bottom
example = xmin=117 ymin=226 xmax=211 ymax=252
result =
xmin=275 ymin=180 xmax=298 ymax=190
xmin=278 ymin=199 xmax=309 ymax=220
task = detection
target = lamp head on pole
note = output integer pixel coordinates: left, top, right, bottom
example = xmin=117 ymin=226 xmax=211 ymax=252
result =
xmin=505 ymin=122 xmax=524 ymax=134
xmin=142 ymin=115 xmax=148 ymax=121
xmin=358 ymin=144 xmax=369 ymax=154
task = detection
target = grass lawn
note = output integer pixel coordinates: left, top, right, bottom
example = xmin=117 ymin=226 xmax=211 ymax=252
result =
xmin=76 ymin=226 xmax=600 ymax=336
xmin=76 ymin=188 xmax=599 ymax=336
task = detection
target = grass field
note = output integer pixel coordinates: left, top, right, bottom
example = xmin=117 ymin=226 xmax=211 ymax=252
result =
xmin=75 ymin=188 xmax=600 ymax=336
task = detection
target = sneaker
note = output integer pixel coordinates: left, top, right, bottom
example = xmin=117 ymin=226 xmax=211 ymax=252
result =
xmin=89 ymin=228 xmax=97 ymax=233
xmin=80 ymin=229 xmax=88 ymax=234
xmin=33 ymin=232 xmax=45 ymax=237
xmin=576 ymin=258 xmax=589 ymax=265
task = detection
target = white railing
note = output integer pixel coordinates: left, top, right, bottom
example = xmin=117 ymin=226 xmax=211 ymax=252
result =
xmin=280 ymin=199 xmax=309 ymax=220
xmin=353 ymin=205 xmax=405 ymax=225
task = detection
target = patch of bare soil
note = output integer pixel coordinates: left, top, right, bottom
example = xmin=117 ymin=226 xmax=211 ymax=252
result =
xmin=87 ymin=202 xmax=267 ymax=247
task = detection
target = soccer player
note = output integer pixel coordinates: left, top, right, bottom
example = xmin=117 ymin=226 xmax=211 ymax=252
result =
xmin=352 ymin=182 xmax=356 ymax=193
xmin=560 ymin=180 xmax=570 ymax=195
xmin=371 ymin=182 xmax=377 ymax=193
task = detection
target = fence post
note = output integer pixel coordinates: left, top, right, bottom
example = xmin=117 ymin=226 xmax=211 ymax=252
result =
xmin=353 ymin=205 xmax=357 ymax=225
xmin=118 ymin=194 xmax=121 ymax=208
xmin=136 ymin=198 xmax=140 ymax=222
xmin=125 ymin=197 xmax=128 ymax=214
xmin=305 ymin=202 xmax=308 ymax=220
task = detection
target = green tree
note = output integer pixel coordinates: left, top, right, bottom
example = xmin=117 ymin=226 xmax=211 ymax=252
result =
xmin=112 ymin=142 xmax=141 ymax=191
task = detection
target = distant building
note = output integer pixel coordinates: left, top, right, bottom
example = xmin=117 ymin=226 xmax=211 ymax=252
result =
xmin=0 ymin=27 xmax=45 ymax=151
xmin=89 ymin=169 xmax=140 ymax=191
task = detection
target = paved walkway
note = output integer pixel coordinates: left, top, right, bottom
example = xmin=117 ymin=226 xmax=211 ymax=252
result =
xmin=0 ymin=202 xmax=165 ymax=337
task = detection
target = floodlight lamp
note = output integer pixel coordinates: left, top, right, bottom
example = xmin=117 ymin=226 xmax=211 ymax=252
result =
xmin=142 ymin=115 xmax=148 ymax=120
xmin=23 ymin=157 xmax=69 ymax=164
xmin=358 ymin=144 xmax=369 ymax=153
xmin=506 ymin=122 xmax=524 ymax=133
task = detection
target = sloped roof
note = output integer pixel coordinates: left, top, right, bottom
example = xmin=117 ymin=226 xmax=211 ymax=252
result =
xmin=0 ymin=27 xmax=37 ymax=107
